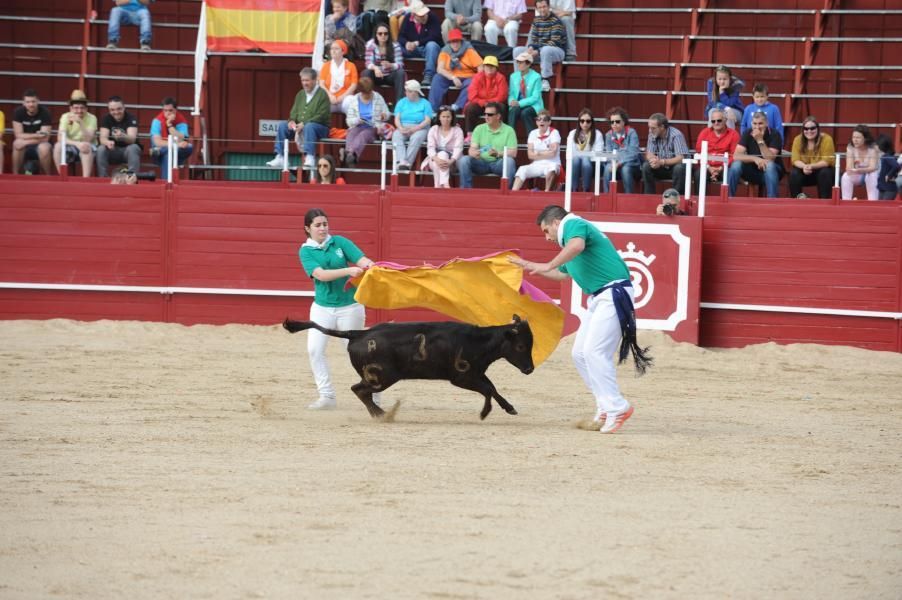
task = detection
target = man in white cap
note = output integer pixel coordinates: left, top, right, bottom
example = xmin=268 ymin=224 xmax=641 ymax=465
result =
xmin=398 ymin=1 xmax=443 ymax=86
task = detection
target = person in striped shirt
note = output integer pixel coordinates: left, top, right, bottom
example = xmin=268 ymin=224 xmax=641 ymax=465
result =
xmin=512 ymin=0 xmax=565 ymax=93
xmin=641 ymin=112 xmax=689 ymax=194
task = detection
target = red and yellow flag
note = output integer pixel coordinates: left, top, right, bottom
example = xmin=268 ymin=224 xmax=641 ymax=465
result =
xmin=206 ymin=0 xmax=321 ymax=53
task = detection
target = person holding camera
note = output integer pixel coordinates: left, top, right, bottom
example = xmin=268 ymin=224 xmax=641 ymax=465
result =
xmin=149 ymin=96 xmax=193 ymax=179
xmin=656 ymin=188 xmax=686 ymax=216
xmin=96 ymin=95 xmax=141 ymax=177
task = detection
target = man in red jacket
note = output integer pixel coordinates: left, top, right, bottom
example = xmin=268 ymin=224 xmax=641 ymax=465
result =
xmin=462 ymin=55 xmax=508 ymax=136
xmin=695 ymin=107 xmax=739 ymax=191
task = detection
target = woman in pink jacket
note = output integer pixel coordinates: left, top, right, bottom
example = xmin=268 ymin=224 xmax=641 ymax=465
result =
xmin=421 ymin=105 xmax=464 ymax=187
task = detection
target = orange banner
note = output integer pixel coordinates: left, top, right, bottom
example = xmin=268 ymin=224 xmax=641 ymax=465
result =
xmin=206 ymin=0 xmax=321 ymax=53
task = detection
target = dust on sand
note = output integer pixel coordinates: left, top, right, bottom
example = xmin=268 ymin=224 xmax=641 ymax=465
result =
xmin=1 ymin=319 xmax=900 ymax=599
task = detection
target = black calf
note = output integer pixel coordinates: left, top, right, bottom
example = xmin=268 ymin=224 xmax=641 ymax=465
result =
xmin=283 ymin=315 xmax=535 ymax=419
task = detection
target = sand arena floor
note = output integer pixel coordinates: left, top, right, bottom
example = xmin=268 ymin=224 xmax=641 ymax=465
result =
xmin=1 ymin=319 xmax=900 ymax=599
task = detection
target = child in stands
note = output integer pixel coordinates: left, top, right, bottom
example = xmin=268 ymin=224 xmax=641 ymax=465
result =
xmin=739 ymin=83 xmax=783 ymax=140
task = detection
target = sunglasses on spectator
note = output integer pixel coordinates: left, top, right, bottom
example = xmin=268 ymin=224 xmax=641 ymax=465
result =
xmin=484 ymin=112 xmax=498 ymax=117
xmin=803 ymin=125 xmax=818 ymax=131
xmin=609 ymin=119 xmax=622 ymax=124
xmin=376 ymin=31 xmax=389 ymax=35
xmin=536 ymin=117 xmax=550 ymax=122
xmin=710 ymin=119 xmax=723 ymax=123
xmin=318 ymin=163 xmax=331 ymax=168
xmin=579 ymin=118 xmax=592 ymax=123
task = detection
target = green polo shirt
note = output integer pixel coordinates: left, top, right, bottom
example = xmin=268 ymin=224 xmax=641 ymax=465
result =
xmin=470 ymin=122 xmax=518 ymax=162
xmin=299 ymin=235 xmax=365 ymax=307
xmin=557 ymin=216 xmax=630 ymax=294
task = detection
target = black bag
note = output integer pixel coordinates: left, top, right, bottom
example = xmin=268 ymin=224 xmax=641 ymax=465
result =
xmin=470 ymin=40 xmax=514 ymax=62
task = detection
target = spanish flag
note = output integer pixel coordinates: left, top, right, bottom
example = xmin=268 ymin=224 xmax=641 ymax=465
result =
xmin=351 ymin=251 xmax=565 ymax=366
xmin=206 ymin=0 xmax=321 ymax=53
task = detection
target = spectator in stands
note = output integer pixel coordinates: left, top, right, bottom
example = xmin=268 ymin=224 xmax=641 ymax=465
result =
xmin=357 ymin=0 xmax=394 ymax=42
xmin=268 ymin=68 xmax=331 ymax=171
xmin=512 ymin=109 xmax=560 ymax=191
xmin=442 ymin=0 xmax=484 ymax=42
xmin=422 ymin=105 xmax=465 ymax=187
xmin=550 ymin=0 xmax=577 ymax=61
xmin=392 ymin=79 xmax=434 ymax=171
xmin=53 ymin=89 xmax=97 ymax=178
xmin=96 ymin=95 xmax=141 ymax=178
xmin=507 ymin=52 xmax=543 ymax=137
xmin=704 ymin=65 xmax=744 ymax=130
xmin=428 ymin=28 xmax=483 ymax=112
xmin=840 ymin=124 xmax=879 ymax=200
xmin=603 ymin=106 xmax=640 ymax=194
xmin=106 ymin=0 xmax=153 ymax=51
xmin=320 ymin=40 xmax=359 ymax=114
xmin=875 ymin=134 xmax=900 ymax=200
xmin=342 ymin=75 xmax=390 ymax=168
xmin=363 ymin=23 xmax=406 ymax=103
xmin=313 ymin=154 xmax=346 ymax=184
xmin=11 ymin=89 xmax=53 ymax=175
xmin=788 ymin=116 xmax=835 ymax=199
xmin=324 ymin=0 xmax=360 ymax=59
xmin=484 ymin=0 xmax=526 ymax=49
xmin=457 ymin=101 xmax=517 ymax=188
xmin=463 ymin=55 xmax=507 ymax=135
xmin=740 ymin=83 xmax=784 ymax=139
xmin=388 ymin=1 xmax=411 ymax=41
xmin=727 ymin=110 xmax=784 ymax=198
xmin=642 ymin=113 xmax=689 ymax=195
xmin=512 ymin=0 xmax=566 ymax=93
xmin=565 ymin=108 xmax=602 ymax=192
xmin=150 ymin=96 xmax=193 ymax=179
xmin=695 ymin=107 xmax=740 ymax=188
xmin=398 ymin=1 xmax=443 ymax=87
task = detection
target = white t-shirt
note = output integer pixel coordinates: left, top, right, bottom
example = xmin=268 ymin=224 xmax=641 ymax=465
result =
xmin=528 ymin=126 xmax=561 ymax=165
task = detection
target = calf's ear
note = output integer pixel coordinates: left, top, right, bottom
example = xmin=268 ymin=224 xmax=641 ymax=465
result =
xmin=511 ymin=314 xmax=522 ymax=324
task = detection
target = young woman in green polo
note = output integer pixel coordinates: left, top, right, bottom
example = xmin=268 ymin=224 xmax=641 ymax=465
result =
xmin=299 ymin=208 xmax=377 ymax=410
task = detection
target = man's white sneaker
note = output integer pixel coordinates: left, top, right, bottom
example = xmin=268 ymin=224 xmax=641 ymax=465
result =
xmin=541 ymin=79 xmax=551 ymax=92
xmin=307 ymin=397 xmax=336 ymax=410
xmin=266 ymin=155 xmax=284 ymax=168
xmin=600 ymin=405 xmax=634 ymax=434
xmin=303 ymin=155 xmax=316 ymax=169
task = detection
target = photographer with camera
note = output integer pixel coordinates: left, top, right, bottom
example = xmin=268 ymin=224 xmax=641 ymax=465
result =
xmin=656 ymin=188 xmax=686 ymax=217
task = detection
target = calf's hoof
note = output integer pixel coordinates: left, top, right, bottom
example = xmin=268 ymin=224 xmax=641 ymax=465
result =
xmin=505 ymin=406 xmax=518 ymax=415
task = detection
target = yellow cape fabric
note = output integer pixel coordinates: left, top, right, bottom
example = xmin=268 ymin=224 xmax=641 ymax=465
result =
xmin=351 ymin=251 xmax=564 ymax=365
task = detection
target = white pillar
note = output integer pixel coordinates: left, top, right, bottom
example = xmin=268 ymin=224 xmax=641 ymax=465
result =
xmin=381 ymin=141 xmax=387 ymax=190
xmin=564 ymin=137 xmax=573 ymax=210
xmin=697 ymin=141 xmax=709 ymax=218
xmin=282 ymin=139 xmax=289 ymax=172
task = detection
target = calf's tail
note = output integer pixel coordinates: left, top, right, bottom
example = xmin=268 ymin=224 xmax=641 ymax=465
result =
xmin=282 ymin=318 xmax=356 ymax=340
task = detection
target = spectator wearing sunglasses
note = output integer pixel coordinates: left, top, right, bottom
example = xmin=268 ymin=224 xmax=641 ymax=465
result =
xmin=512 ymin=109 xmax=560 ymax=191
xmin=602 ymin=106 xmax=640 ymax=194
xmin=457 ymin=101 xmax=518 ymax=188
xmin=363 ymin=24 xmax=405 ymax=102
xmin=695 ymin=107 xmax=740 ymax=189
xmin=566 ymin=108 xmax=603 ymax=193
xmin=789 ymin=116 xmax=835 ymax=199
xmin=312 ymin=154 xmax=346 ymax=184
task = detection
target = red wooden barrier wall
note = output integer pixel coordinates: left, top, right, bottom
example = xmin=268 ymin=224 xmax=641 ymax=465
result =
xmin=2 ymin=178 xmax=900 ymax=351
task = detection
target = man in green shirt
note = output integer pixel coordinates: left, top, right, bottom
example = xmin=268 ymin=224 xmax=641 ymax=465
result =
xmin=510 ymin=205 xmax=652 ymax=434
xmin=457 ymin=101 xmax=518 ymax=188
xmin=267 ymin=67 xmax=331 ymax=171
